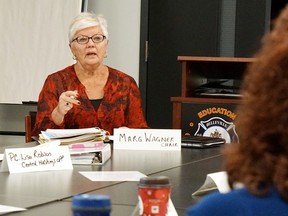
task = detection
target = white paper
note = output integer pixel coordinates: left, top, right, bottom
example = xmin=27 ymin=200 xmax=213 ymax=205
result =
xmin=207 ymin=171 xmax=230 ymax=193
xmin=79 ymin=171 xmax=146 ymax=181
xmin=167 ymin=199 xmax=179 ymax=216
xmin=192 ymin=171 xmax=231 ymax=197
xmin=0 ymin=154 xmax=3 ymax=161
xmin=0 ymin=204 xmax=26 ymax=213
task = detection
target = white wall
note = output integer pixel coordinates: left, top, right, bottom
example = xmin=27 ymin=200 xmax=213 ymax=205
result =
xmin=0 ymin=0 xmax=82 ymax=104
xmin=87 ymin=0 xmax=141 ymax=83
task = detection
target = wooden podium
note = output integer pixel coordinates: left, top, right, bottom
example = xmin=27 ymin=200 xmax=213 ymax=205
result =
xmin=171 ymin=56 xmax=254 ymax=143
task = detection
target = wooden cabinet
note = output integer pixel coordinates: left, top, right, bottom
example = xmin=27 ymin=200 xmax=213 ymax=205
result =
xmin=171 ymin=56 xmax=255 ymax=142
xmin=177 ymin=56 xmax=254 ymax=98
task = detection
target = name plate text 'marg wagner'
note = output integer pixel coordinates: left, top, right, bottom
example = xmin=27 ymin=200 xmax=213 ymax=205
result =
xmin=113 ymin=129 xmax=181 ymax=151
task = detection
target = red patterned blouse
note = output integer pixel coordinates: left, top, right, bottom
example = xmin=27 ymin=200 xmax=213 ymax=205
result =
xmin=32 ymin=65 xmax=148 ymax=135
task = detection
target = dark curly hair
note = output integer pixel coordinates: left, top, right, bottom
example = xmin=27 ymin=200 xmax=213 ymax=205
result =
xmin=224 ymin=5 xmax=288 ymax=201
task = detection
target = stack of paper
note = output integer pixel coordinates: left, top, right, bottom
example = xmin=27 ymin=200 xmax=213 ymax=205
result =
xmin=37 ymin=128 xmax=111 ymax=165
xmin=39 ymin=127 xmax=109 ymax=145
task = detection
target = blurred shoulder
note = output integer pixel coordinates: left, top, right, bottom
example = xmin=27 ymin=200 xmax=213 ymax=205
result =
xmin=187 ymin=188 xmax=249 ymax=216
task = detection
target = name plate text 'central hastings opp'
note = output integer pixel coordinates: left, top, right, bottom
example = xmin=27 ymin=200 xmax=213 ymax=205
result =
xmin=0 ymin=146 xmax=73 ymax=173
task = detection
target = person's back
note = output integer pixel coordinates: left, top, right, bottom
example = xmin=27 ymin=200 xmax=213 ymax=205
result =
xmin=187 ymin=188 xmax=288 ymax=216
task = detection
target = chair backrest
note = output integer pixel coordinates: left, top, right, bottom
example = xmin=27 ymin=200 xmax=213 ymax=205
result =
xmin=25 ymin=111 xmax=37 ymax=143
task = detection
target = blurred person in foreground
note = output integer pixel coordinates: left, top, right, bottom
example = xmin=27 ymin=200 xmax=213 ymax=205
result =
xmin=32 ymin=12 xmax=148 ymax=135
xmin=187 ymin=5 xmax=288 ymax=216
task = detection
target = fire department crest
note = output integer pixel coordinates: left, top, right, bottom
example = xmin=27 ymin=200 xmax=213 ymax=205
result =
xmin=194 ymin=116 xmax=238 ymax=143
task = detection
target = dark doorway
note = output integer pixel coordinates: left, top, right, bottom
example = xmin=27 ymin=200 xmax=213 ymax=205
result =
xmin=139 ymin=0 xmax=221 ymax=129
xmin=139 ymin=0 xmax=271 ymax=129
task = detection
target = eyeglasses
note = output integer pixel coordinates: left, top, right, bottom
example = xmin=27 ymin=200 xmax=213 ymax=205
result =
xmin=71 ymin=34 xmax=106 ymax=44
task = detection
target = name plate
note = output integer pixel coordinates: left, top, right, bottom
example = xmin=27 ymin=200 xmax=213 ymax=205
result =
xmin=0 ymin=146 xmax=73 ymax=173
xmin=113 ymin=129 xmax=181 ymax=151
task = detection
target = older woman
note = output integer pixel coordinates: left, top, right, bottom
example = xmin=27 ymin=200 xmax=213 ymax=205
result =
xmin=187 ymin=5 xmax=288 ymax=216
xmin=32 ymin=12 xmax=148 ymax=135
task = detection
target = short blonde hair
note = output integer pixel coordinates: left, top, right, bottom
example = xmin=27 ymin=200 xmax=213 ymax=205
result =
xmin=68 ymin=12 xmax=108 ymax=43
